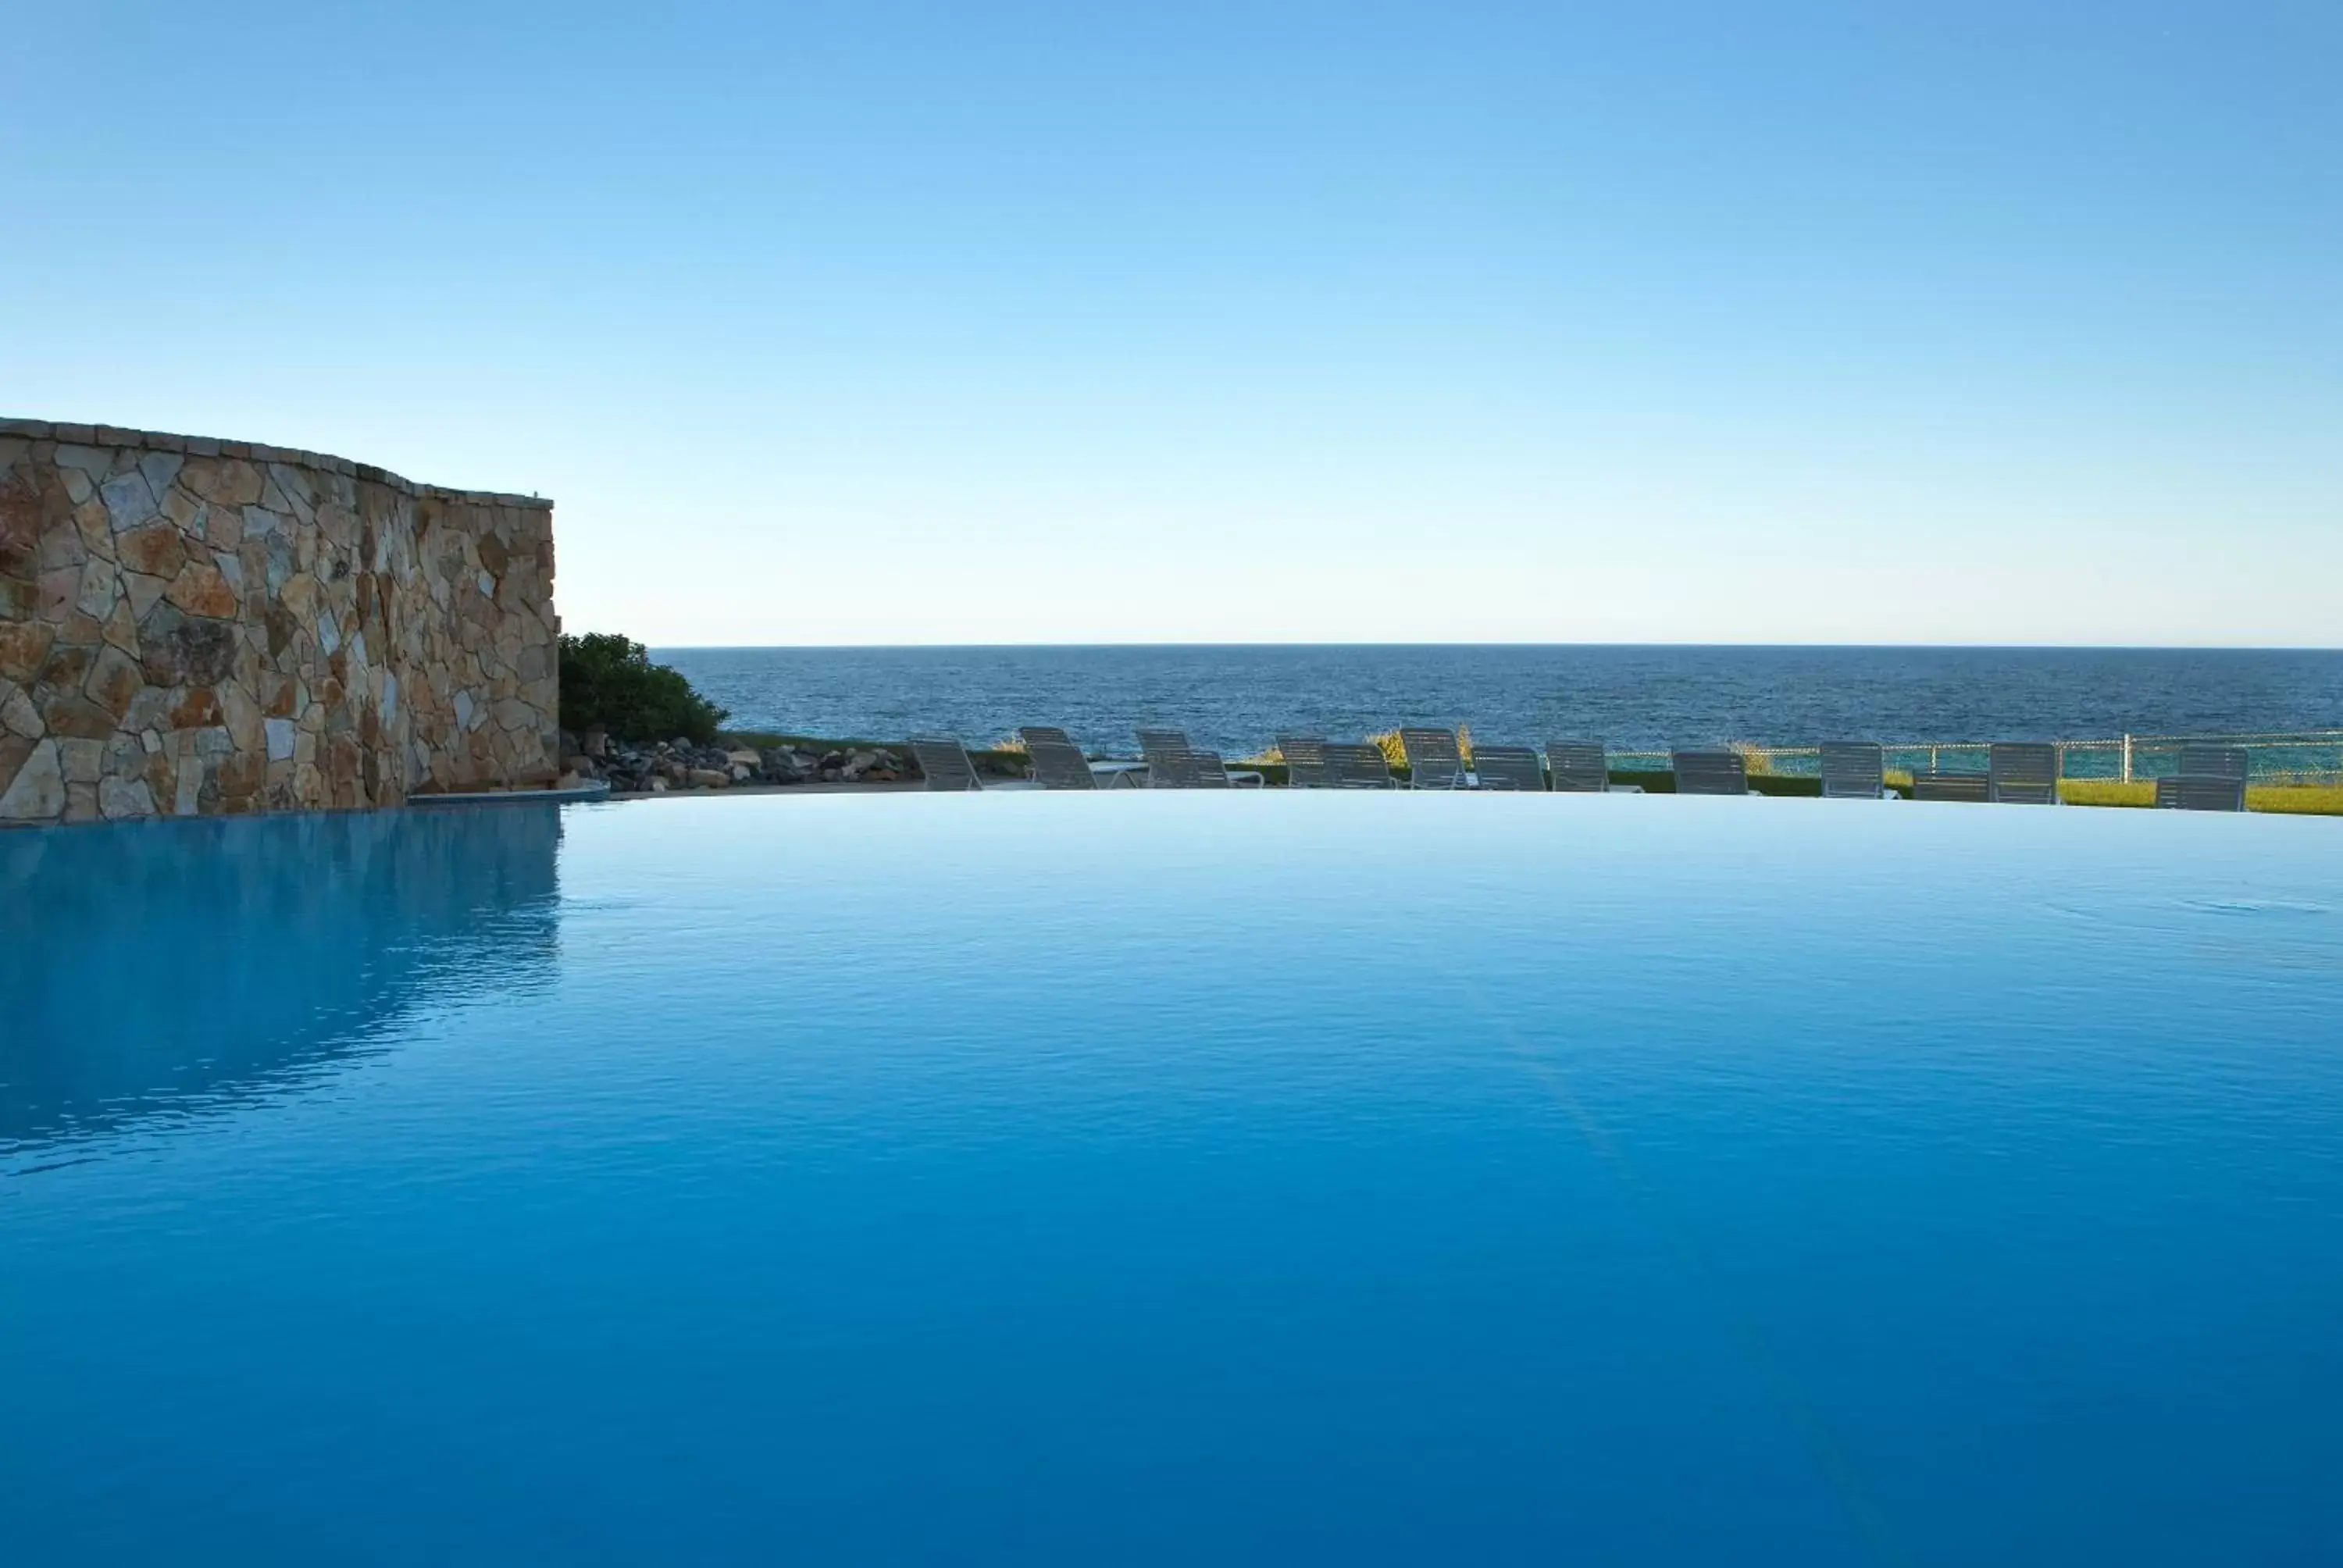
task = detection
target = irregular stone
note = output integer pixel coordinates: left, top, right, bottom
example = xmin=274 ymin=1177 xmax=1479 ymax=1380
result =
xmin=265 ymin=715 xmax=296 ymax=761
xmin=264 ymin=536 xmax=295 ymax=596
xmin=64 ymin=780 xmax=99 ymax=823
xmin=122 ymin=569 xmax=169 ymax=621
xmin=75 ymin=559 xmax=120 ymax=621
xmin=100 ymin=469 xmax=157 ymax=532
xmin=122 ymin=684 xmax=173 ymax=734
xmin=116 ymin=523 xmax=188 ymax=579
xmin=38 ymin=641 xmax=94 ymax=691
xmin=41 ymin=693 xmax=119 ymax=740
xmin=37 ymin=565 xmax=80 ymax=621
xmin=138 ymin=451 xmax=184 ymax=502
xmin=216 ymin=749 xmax=264 ymax=808
xmin=83 ymin=644 xmax=144 ymax=719
xmin=0 ymin=483 xmax=35 ymax=571
xmin=98 ymin=775 xmax=156 ymax=819
xmin=1 ymin=679 xmax=39 ymax=737
xmin=170 ymin=688 xmax=223 ymax=729
xmin=219 ymin=681 xmax=262 ymax=754
xmin=59 ymin=736 xmax=102 ymax=783
xmin=102 ymin=594 xmax=141 ymax=657
xmin=73 ymin=497 xmax=115 ymax=558
xmin=38 ymin=522 xmax=87 ymax=572
xmin=262 ymin=602 xmax=298 ymax=657
xmin=160 ymin=484 xmax=204 ymax=533
xmin=208 ymin=459 xmax=266 ymax=508
xmin=0 ymin=621 xmax=53 ymax=682
xmin=138 ymin=603 xmax=238 ymax=687
xmin=0 ymin=737 xmax=64 ymax=819
xmin=54 ymin=446 xmax=112 ymax=482
xmin=164 ymin=561 xmax=238 ymax=619
xmin=173 ymin=747 xmax=202 ymax=814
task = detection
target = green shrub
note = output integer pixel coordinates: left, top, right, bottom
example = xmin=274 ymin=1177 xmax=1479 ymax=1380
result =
xmin=558 ymin=633 xmax=729 ymax=745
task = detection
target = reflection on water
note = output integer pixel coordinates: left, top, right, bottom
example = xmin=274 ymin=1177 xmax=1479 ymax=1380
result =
xmin=0 ymin=807 xmax=561 ymax=1156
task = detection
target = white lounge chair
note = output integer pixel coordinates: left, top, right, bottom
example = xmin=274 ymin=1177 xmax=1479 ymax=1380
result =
xmin=1988 ymin=743 xmax=2059 ymax=805
xmin=1910 ymin=771 xmax=1988 ymax=803
xmin=1470 ymin=745 xmax=1546 ymax=791
xmin=910 ymin=736 xmax=984 ymax=792
xmin=1138 ymin=729 xmax=1214 ymax=788
xmin=1323 ymin=742 xmax=1394 ymax=789
xmin=1397 ymin=727 xmax=1467 ymax=789
xmin=1672 ymin=748 xmax=1752 ymax=797
xmin=1277 ymin=736 xmax=1329 ymax=789
xmin=2156 ymin=775 xmax=2247 ymax=811
xmin=1024 ymin=738 xmax=1098 ymax=790
xmin=1546 ymin=742 xmax=1611 ymax=794
xmin=1821 ymin=742 xmax=1890 ymax=800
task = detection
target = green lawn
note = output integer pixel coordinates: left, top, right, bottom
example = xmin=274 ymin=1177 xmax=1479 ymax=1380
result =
xmin=2059 ymin=779 xmax=2343 ymax=815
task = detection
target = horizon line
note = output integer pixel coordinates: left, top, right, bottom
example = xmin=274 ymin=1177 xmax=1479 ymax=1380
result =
xmin=641 ymin=640 xmax=2343 ymax=654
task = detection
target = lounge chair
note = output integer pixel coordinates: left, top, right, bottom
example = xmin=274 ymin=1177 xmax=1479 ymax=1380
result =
xmin=1910 ymin=771 xmax=1989 ymax=803
xmin=2179 ymin=747 xmax=2249 ymax=782
xmin=1471 ymin=745 xmax=1546 ymax=791
xmin=1397 ymin=727 xmax=1468 ymax=789
xmin=909 ymin=736 xmax=984 ymax=792
xmin=1672 ymin=748 xmax=1751 ymax=796
xmin=1322 ymin=742 xmax=1394 ymax=789
xmin=1546 ymin=742 xmax=1611 ymax=794
xmin=1277 ymin=736 xmax=1329 ymax=789
xmin=1988 ymin=743 xmax=2059 ymax=805
xmin=1820 ymin=741 xmax=1889 ymax=800
xmin=1187 ymin=750 xmax=1236 ymax=789
xmin=2156 ymin=775 xmax=2247 ymax=812
xmin=1139 ymin=729 xmax=1204 ymax=788
xmin=1135 ymin=729 xmax=1261 ymax=789
xmin=1017 ymin=725 xmax=1076 ymax=750
xmin=1024 ymin=738 xmax=1099 ymax=790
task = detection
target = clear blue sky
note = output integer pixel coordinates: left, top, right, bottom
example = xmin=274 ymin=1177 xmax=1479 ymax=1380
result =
xmin=5 ymin=2 xmax=2336 ymax=646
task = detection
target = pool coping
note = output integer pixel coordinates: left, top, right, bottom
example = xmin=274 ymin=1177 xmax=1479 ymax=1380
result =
xmin=407 ymin=782 xmax=615 ymax=807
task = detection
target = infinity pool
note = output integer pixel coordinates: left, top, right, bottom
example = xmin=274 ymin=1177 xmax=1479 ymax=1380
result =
xmin=5 ymin=794 xmax=2341 ymax=1565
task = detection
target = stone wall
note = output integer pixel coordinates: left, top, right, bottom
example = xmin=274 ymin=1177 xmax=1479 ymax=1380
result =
xmin=0 ymin=419 xmax=559 ymax=826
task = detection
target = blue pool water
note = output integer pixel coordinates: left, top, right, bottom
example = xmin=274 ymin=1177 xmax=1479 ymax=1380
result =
xmin=5 ymin=796 xmax=2341 ymax=1565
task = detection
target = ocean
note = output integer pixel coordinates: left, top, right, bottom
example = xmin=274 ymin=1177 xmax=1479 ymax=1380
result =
xmin=657 ymin=645 xmax=2343 ymax=758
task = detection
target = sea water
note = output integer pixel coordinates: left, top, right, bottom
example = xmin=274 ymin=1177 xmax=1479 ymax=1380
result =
xmin=658 ymin=643 xmax=2343 ymax=754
